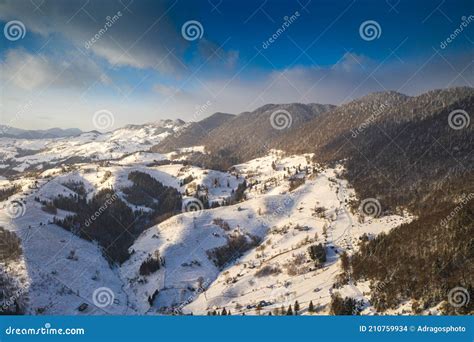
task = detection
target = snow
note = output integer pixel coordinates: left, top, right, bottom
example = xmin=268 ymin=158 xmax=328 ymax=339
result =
xmin=0 ymin=121 xmax=183 ymax=172
xmin=0 ymin=136 xmax=415 ymax=315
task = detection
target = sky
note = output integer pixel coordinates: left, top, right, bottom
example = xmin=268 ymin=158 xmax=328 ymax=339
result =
xmin=0 ymin=0 xmax=473 ymax=131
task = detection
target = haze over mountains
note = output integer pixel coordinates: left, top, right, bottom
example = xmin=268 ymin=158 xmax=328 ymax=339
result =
xmin=0 ymin=87 xmax=472 ymax=315
xmin=0 ymin=126 xmax=83 ymax=139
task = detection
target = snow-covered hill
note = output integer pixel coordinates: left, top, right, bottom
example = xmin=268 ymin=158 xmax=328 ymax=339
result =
xmin=0 ymin=120 xmax=185 ymax=173
xmin=0 ymin=144 xmax=416 ymax=315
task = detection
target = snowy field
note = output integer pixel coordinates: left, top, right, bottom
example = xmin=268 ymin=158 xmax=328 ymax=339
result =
xmin=0 ymin=140 xmax=416 ymax=315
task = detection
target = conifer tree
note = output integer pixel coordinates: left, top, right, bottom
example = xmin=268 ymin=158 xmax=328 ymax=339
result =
xmin=308 ymin=300 xmax=315 ymax=313
xmin=286 ymin=305 xmax=293 ymax=315
xmin=294 ymin=300 xmax=300 ymax=315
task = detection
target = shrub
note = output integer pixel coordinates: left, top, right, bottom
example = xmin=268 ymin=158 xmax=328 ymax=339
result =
xmin=308 ymin=243 xmax=326 ymax=264
xmin=330 ymin=293 xmax=361 ymax=315
xmin=62 ymin=181 xmax=87 ymax=197
xmin=213 ymin=218 xmax=231 ymax=231
xmin=0 ymin=271 xmax=26 ymax=315
xmin=255 ymin=264 xmax=281 ymax=277
xmin=139 ymin=252 xmax=162 ymax=276
xmin=41 ymin=202 xmax=57 ymax=215
xmin=207 ymin=232 xmax=260 ymax=269
xmin=289 ymin=177 xmax=305 ymax=191
xmin=0 ymin=185 xmax=21 ymax=202
xmin=0 ymin=228 xmax=22 ymax=263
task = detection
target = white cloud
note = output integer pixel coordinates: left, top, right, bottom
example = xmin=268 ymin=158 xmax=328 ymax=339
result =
xmin=1 ymin=49 xmax=111 ymax=91
xmin=0 ymin=0 xmax=187 ymax=74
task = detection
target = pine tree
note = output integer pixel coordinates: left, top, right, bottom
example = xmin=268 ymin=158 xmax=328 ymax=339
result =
xmin=221 ymin=307 xmax=227 ymax=315
xmin=308 ymin=300 xmax=314 ymax=313
xmin=340 ymin=251 xmax=350 ymax=273
xmin=294 ymin=301 xmax=300 ymax=315
xmin=286 ymin=305 xmax=293 ymax=315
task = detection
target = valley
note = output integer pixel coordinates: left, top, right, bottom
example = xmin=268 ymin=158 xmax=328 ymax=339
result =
xmin=0 ymin=87 xmax=472 ymax=316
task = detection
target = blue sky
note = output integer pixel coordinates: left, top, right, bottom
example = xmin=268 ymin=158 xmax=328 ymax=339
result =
xmin=1 ymin=0 xmax=473 ymax=130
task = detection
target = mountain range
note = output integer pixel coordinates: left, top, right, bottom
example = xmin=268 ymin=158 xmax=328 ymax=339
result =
xmin=0 ymin=126 xmax=83 ymax=139
xmin=0 ymin=87 xmax=472 ymax=315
